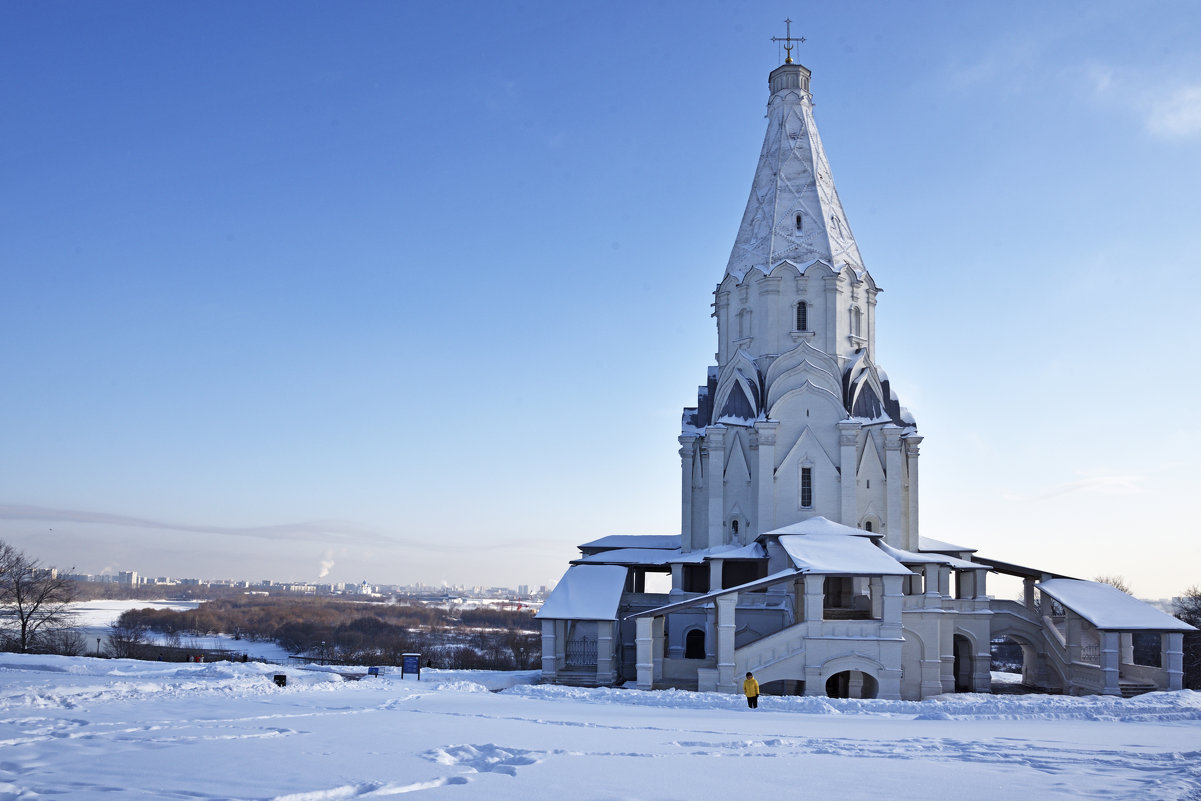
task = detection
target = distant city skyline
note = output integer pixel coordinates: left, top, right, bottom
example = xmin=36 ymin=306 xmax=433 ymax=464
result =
xmin=4 ymin=2 xmax=1201 ymax=597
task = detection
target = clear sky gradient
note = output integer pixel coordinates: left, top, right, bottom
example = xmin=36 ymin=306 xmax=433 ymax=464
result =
xmin=3 ymin=1 xmax=1200 ymax=597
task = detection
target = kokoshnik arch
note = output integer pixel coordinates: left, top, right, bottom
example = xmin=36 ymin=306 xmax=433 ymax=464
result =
xmin=537 ymin=40 xmax=1193 ymax=700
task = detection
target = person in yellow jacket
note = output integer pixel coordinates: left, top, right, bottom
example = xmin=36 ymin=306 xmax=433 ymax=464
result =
xmin=743 ymin=671 xmax=759 ymax=708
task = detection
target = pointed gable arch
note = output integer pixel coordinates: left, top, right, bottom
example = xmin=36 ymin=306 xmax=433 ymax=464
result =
xmin=712 ymin=349 xmax=762 ymax=424
xmin=725 ymin=433 xmax=751 ymax=484
xmin=857 ymin=429 xmax=886 ymax=481
xmin=775 ymin=424 xmax=838 ymax=478
xmin=844 ymin=351 xmax=889 ymax=421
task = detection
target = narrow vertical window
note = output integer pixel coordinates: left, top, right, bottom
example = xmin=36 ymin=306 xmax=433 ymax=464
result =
xmin=800 ymin=467 xmax=813 ymax=508
xmin=851 ymin=306 xmax=862 ymax=337
xmin=864 ymin=520 xmax=873 ymax=532
xmin=795 ymin=213 xmax=803 ymax=231
xmin=796 ymin=301 xmax=807 ymax=331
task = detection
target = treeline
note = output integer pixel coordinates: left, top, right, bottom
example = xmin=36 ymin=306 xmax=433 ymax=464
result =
xmin=114 ymin=596 xmax=540 ymax=670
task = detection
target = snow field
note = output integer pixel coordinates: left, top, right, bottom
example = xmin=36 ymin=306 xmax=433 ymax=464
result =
xmin=0 ymin=653 xmax=1199 ymax=800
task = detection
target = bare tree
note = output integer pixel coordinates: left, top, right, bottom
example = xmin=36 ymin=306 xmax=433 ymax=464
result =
xmin=1176 ymin=586 xmax=1201 ymax=691
xmin=106 ymin=618 xmax=151 ymax=659
xmin=0 ymin=542 xmax=78 ymax=653
xmin=1093 ymin=575 xmax=1132 ymax=594
xmin=1175 ymin=585 xmax=1201 ymax=628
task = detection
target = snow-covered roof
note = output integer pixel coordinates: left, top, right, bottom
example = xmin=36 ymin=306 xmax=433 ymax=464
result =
xmin=879 ymin=542 xmax=984 ymax=570
xmin=918 ymin=536 xmax=976 ymax=554
xmin=574 ymin=548 xmax=681 ymax=567
xmin=779 ymin=533 xmax=912 ymax=576
xmin=578 ymin=534 xmax=681 ymax=552
xmin=1038 ymin=580 xmax=1195 ymax=631
xmin=536 ymin=565 xmax=628 ymax=621
xmin=670 ymin=542 xmax=766 ymax=564
xmin=763 ymin=517 xmax=876 ymax=539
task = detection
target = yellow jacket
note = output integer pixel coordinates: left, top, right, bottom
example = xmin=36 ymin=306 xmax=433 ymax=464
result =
xmin=743 ymin=677 xmax=759 ymax=697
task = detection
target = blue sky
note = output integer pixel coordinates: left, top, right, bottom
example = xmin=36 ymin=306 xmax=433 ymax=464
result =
xmin=3 ymin=1 xmax=1200 ymax=597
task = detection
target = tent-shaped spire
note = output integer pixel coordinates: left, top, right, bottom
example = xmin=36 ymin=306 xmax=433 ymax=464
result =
xmin=725 ymin=62 xmax=866 ymax=283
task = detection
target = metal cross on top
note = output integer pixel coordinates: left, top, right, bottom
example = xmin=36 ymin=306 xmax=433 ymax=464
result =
xmin=771 ymin=18 xmax=806 ymax=64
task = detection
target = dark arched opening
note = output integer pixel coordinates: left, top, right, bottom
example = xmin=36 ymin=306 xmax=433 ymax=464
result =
xmin=825 ymin=670 xmax=878 ymax=699
xmin=684 ymin=629 xmax=706 ymax=659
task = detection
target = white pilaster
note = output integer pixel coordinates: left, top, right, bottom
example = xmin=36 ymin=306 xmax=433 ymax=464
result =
xmin=753 ymin=420 xmax=778 ymax=535
xmin=706 ymin=426 xmax=727 ymax=549
xmin=838 ymin=419 xmax=861 ymax=525
xmin=883 ymin=425 xmax=903 ymax=547
xmin=904 ymin=435 xmax=923 ymax=551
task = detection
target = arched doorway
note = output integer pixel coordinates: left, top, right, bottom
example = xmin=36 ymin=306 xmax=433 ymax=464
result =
xmin=953 ymin=634 xmax=974 ymax=692
xmin=825 ymin=670 xmax=878 ymax=699
xmin=684 ymin=629 xmax=706 ymax=659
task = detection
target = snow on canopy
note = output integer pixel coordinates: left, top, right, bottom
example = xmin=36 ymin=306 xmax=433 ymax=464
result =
xmin=918 ymin=535 xmax=976 ymax=554
xmin=879 ymin=542 xmax=983 ymax=570
xmin=578 ymin=534 xmax=681 ymax=551
xmin=779 ymin=533 xmax=913 ymax=576
xmin=1038 ymin=579 xmax=1195 ymax=631
xmin=574 ymin=548 xmax=682 ymax=567
xmin=536 ymin=565 xmax=629 ymax=621
xmin=764 ymin=516 xmax=877 ymax=539
xmin=668 ymin=542 xmax=767 ymax=564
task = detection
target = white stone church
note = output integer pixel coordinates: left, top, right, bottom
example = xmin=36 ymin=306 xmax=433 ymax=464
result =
xmin=538 ymin=52 xmax=1193 ymax=700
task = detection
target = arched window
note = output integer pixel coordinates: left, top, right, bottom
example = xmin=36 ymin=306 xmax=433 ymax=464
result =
xmin=795 ymin=301 xmax=808 ymax=331
xmin=685 ymin=629 xmax=706 ymax=659
xmin=730 ymin=519 xmax=739 ymax=536
xmin=737 ymin=308 xmax=752 ymax=338
xmin=795 ymin=213 xmax=803 ymax=232
xmin=864 ymin=520 xmax=873 ymax=532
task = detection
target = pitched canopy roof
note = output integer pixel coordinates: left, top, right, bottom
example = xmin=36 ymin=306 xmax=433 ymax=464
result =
xmin=536 ymin=565 xmax=628 ymax=621
xmin=1038 ymin=579 xmax=1195 ymax=631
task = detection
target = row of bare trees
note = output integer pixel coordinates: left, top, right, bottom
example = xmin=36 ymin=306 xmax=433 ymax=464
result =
xmin=0 ymin=540 xmax=80 ymax=654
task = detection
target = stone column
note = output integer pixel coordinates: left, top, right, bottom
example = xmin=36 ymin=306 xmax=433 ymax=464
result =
xmin=540 ymin=619 xmax=558 ymax=681
xmin=652 ymin=616 xmax=665 ymax=683
xmin=904 ymin=435 xmax=923 ymax=551
xmin=940 ymin=615 xmax=955 ymax=693
xmin=635 ymin=617 xmax=654 ymax=690
xmin=706 ymin=426 xmax=727 ymax=549
xmin=753 ymin=420 xmax=779 ymax=535
xmin=679 ymin=435 xmax=697 ymax=552
xmin=1100 ymin=630 xmax=1121 ymax=696
xmin=1164 ymin=632 xmax=1184 ymax=691
xmin=709 ymin=559 xmax=724 ymax=593
xmin=596 ymin=621 xmax=617 ymax=685
xmin=669 ymin=563 xmax=684 ymax=598
xmin=1023 ymin=578 xmax=1037 ymax=612
xmin=1120 ymin=633 xmax=1134 ymax=666
xmin=837 ymin=419 xmax=861 ymax=526
xmin=716 ymin=594 xmax=739 ymax=692
xmin=883 ymin=425 xmax=903 ymax=547
xmin=970 ymin=570 xmax=989 ymax=611
xmin=923 ymin=564 xmax=940 ymax=598
xmin=804 ymin=576 xmax=826 ymax=637
xmin=938 ymin=567 xmax=951 ymax=598
xmin=881 ymin=575 xmax=903 ymax=640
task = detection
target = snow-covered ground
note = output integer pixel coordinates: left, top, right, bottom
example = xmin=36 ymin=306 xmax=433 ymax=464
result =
xmin=1 ymin=653 xmax=1199 ymax=800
